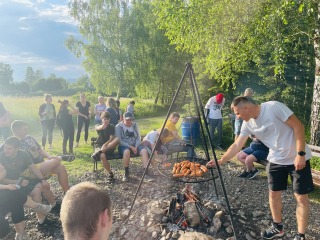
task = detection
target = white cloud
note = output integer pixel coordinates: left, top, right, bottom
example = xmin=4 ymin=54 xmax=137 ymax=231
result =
xmin=38 ymin=4 xmax=75 ymax=24
xmin=0 ymin=53 xmax=47 ymax=65
xmin=11 ymin=0 xmax=35 ymax=8
xmin=54 ymin=64 xmax=83 ymax=72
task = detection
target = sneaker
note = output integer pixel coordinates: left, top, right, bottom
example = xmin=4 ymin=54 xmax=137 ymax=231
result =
xmin=262 ymin=224 xmax=284 ymax=239
xmin=144 ymin=174 xmax=155 ymax=182
xmin=247 ymin=169 xmax=259 ymax=179
xmin=48 ymin=145 xmax=53 ymax=149
xmin=238 ymin=171 xmax=250 ymax=178
xmin=15 ymin=233 xmax=30 ymax=240
xmin=35 ymin=203 xmax=52 ymax=214
xmin=107 ymin=173 xmax=114 ymax=183
xmin=122 ymin=174 xmax=129 ymax=182
xmin=216 ymin=144 xmax=224 ymax=150
xmin=51 ymin=201 xmax=61 ymax=213
xmin=293 ymin=234 xmax=306 ymax=240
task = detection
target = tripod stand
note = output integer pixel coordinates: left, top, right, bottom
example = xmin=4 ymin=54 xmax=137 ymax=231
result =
xmin=128 ymin=62 xmax=238 ymax=239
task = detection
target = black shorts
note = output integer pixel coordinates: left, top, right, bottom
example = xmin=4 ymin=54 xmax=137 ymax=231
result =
xmin=267 ymin=160 xmax=314 ymax=194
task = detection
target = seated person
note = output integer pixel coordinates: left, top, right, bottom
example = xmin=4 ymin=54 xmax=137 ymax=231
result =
xmin=91 ymin=112 xmax=119 ymax=182
xmin=141 ymin=128 xmax=169 ymax=161
xmin=115 ymin=112 xmax=153 ymax=182
xmin=0 ymin=164 xmax=51 ymax=240
xmin=0 ymin=137 xmax=52 ymax=228
xmin=60 ymin=182 xmax=112 ymax=240
xmin=237 ymin=136 xmax=269 ymax=179
xmin=11 ymin=120 xmax=70 ymax=210
xmin=160 ymin=112 xmax=194 ymax=158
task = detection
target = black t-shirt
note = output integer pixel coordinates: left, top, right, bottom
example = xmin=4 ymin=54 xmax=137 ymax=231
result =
xmin=106 ymin=107 xmax=120 ymax=126
xmin=58 ymin=108 xmax=74 ymax=129
xmin=96 ymin=124 xmax=115 ymax=146
xmin=0 ymin=150 xmax=34 ymax=180
xmin=76 ymin=101 xmax=91 ymax=117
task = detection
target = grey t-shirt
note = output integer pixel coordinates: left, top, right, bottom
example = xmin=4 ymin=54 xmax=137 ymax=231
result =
xmin=115 ymin=122 xmax=141 ymax=148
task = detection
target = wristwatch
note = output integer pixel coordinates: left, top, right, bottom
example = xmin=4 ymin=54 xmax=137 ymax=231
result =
xmin=297 ymin=151 xmax=306 ymax=156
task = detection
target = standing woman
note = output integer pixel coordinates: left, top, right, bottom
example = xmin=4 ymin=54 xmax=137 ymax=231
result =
xmin=38 ymin=93 xmax=56 ymax=150
xmin=0 ymin=102 xmax=11 ymax=141
xmin=58 ymin=100 xmax=87 ymax=154
xmin=94 ymin=96 xmax=106 ymax=125
xmin=75 ymin=93 xmax=91 ymax=147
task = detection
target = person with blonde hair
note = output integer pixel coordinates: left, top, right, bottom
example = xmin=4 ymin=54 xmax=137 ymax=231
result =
xmin=61 ymin=182 xmax=112 ymax=240
xmin=94 ymin=96 xmax=106 ymax=125
xmin=38 ymin=93 xmax=56 ymax=150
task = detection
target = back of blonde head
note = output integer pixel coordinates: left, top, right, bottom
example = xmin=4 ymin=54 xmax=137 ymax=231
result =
xmin=244 ymin=88 xmax=254 ymax=97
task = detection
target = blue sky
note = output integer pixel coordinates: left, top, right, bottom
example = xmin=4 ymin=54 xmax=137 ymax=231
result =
xmin=0 ymin=0 xmax=86 ymax=81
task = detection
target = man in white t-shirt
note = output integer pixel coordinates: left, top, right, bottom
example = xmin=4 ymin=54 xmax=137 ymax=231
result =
xmin=205 ymin=93 xmax=225 ymax=150
xmin=207 ymin=96 xmax=313 ymax=240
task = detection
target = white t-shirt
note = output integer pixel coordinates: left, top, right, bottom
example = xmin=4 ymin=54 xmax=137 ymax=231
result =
xmin=205 ymin=96 xmax=225 ymax=119
xmin=143 ymin=130 xmax=159 ymax=145
xmin=240 ymin=101 xmax=312 ymax=165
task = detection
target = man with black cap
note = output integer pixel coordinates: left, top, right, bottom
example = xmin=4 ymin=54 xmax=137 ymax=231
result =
xmin=115 ymin=112 xmax=154 ymax=182
xmin=205 ymin=93 xmax=225 ymax=150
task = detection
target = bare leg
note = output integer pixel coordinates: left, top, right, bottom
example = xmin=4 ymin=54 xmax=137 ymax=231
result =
xmin=140 ymin=148 xmax=149 ymax=168
xmin=29 ymin=185 xmax=45 ymax=221
xmin=244 ymin=154 xmax=257 ymax=172
xmin=101 ymin=138 xmax=119 ymax=152
xmin=50 ymin=164 xmax=70 ymax=193
xmin=236 ymin=151 xmax=248 ymax=166
xmin=269 ymin=190 xmax=282 ymax=223
xmin=13 ymin=221 xmax=26 ymax=235
xmin=122 ymin=149 xmax=130 ymax=168
xmin=294 ymin=193 xmax=310 ymax=234
xmin=101 ymin=153 xmax=112 ymax=173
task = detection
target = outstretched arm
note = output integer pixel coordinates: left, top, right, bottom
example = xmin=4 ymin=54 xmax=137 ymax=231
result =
xmin=207 ymin=135 xmax=249 ymax=167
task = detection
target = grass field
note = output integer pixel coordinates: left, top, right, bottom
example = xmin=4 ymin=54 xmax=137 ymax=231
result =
xmin=0 ymin=95 xmax=319 ymax=202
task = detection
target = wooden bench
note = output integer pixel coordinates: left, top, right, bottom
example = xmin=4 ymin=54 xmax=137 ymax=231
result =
xmin=91 ymin=138 xmax=140 ymax=172
xmin=308 ymin=144 xmax=320 ymax=187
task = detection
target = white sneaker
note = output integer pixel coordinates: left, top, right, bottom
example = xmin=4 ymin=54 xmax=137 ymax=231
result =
xmin=35 ymin=203 xmax=52 ymax=214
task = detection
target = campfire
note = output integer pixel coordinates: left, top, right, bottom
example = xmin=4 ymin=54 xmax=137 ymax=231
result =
xmin=167 ymin=185 xmax=215 ymax=231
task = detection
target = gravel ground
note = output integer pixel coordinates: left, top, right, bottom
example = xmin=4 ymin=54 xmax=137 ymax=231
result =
xmin=5 ymin=159 xmax=320 ymax=240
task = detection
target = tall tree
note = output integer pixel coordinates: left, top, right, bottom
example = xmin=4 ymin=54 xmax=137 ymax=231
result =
xmin=25 ymin=67 xmax=35 ymax=84
xmin=67 ymin=0 xmax=132 ymax=97
xmin=0 ymin=62 xmax=13 ymax=88
xmin=310 ymin=2 xmax=320 ymax=145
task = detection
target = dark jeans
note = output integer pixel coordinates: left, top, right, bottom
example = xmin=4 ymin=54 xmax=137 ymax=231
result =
xmin=76 ymin=116 xmax=90 ymax=142
xmin=208 ymin=118 xmax=222 ymax=145
xmin=62 ymin=126 xmax=75 ymax=154
xmin=41 ymin=119 xmax=55 ymax=147
xmin=0 ymin=189 xmax=27 ymax=238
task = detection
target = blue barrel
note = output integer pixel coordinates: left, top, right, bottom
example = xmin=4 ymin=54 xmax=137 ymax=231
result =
xmin=181 ymin=116 xmax=200 ymax=144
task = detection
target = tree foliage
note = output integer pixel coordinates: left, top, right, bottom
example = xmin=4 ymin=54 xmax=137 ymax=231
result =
xmin=67 ymin=0 xmax=190 ymax=101
xmin=0 ymin=62 xmax=13 ymax=88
